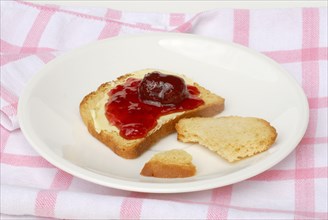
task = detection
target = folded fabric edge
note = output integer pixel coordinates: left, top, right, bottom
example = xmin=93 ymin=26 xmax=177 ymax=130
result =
xmin=1 ymin=110 xmax=19 ymax=131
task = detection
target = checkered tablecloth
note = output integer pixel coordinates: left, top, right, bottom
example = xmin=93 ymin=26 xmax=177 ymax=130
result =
xmin=1 ymin=1 xmax=327 ymax=219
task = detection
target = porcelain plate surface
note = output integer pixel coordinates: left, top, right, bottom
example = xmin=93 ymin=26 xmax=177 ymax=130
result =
xmin=18 ymin=33 xmax=309 ymax=193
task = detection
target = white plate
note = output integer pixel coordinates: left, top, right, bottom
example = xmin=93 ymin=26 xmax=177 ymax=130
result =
xmin=18 ymin=33 xmax=309 ymax=193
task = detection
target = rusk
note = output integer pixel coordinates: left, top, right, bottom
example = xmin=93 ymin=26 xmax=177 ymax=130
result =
xmin=140 ymin=149 xmax=196 ymax=178
xmin=176 ymin=116 xmax=277 ymax=162
xmin=80 ymin=69 xmax=225 ymax=159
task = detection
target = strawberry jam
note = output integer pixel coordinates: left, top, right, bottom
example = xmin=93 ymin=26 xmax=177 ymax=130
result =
xmin=105 ymin=72 xmax=204 ymax=139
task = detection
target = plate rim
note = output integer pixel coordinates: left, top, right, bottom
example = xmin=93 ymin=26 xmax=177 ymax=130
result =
xmin=18 ymin=33 xmax=309 ymax=193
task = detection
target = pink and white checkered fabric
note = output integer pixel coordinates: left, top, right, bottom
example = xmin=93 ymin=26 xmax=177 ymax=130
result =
xmin=1 ymin=1 xmax=327 ymax=219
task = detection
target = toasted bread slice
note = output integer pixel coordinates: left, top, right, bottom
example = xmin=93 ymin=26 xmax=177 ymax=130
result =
xmin=176 ymin=116 xmax=277 ymax=162
xmin=80 ymin=69 xmax=224 ymax=159
xmin=140 ymin=149 xmax=196 ymax=178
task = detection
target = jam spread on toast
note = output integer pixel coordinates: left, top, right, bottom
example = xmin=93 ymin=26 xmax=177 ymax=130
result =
xmin=105 ymin=72 xmax=204 ymax=139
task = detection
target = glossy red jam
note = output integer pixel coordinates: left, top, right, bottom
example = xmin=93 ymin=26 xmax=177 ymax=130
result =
xmin=138 ymin=72 xmax=189 ymax=106
xmin=105 ymin=72 xmax=204 ymax=139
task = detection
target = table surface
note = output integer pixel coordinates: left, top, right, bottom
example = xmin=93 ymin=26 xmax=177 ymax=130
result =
xmin=27 ymin=0 xmax=327 ymax=13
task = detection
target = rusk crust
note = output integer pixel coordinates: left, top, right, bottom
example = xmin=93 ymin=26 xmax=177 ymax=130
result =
xmin=140 ymin=161 xmax=196 ymax=178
